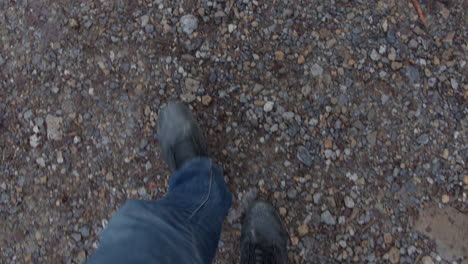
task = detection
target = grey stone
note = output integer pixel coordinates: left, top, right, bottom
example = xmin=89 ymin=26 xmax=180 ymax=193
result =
xmin=180 ymin=14 xmax=198 ymax=35
xmin=405 ymin=66 xmax=420 ymax=84
xmin=408 ymin=39 xmax=419 ymax=49
xmin=313 ymin=193 xmax=322 ymax=204
xmin=263 ymin=101 xmax=274 ymax=112
xmin=344 ymin=196 xmax=355 ymax=208
xmin=36 ymin=157 xmax=46 ymax=167
xmin=140 ymin=15 xmax=149 ymax=27
xmin=287 ymin=188 xmax=297 ymax=199
xmin=297 ymin=146 xmax=312 ymax=167
xmin=301 ymin=84 xmax=312 ymax=96
xmin=381 ymin=94 xmax=390 ymax=105
xmin=417 ymin=134 xmax=429 ymax=145
xmin=367 ymin=131 xmax=377 ymax=146
xmin=310 ymin=63 xmax=323 ymax=77
xmin=321 ymin=210 xmax=336 ymax=225
xmin=80 ymin=226 xmax=90 ymax=238
xmin=370 ymin=49 xmax=380 ymax=61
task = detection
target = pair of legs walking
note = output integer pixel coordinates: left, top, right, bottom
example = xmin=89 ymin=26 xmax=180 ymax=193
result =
xmin=87 ymin=102 xmax=288 ymax=263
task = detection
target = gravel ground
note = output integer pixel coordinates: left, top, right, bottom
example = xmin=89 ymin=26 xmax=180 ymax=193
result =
xmin=1 ymin=0 xmax=467 ymax=263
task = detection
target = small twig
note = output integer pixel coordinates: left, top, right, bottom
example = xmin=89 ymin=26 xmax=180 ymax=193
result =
xmin=411 ymin=0 xmax=429 ymax=29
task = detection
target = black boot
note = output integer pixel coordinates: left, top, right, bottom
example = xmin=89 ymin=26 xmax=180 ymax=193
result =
xmin=241 ymin=201 xmax=288 ymax=264
xmin=157 ymin=102 xmax=207 ymax=171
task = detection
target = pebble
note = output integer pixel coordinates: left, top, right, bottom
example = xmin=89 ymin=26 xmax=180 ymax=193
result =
xmin=228 ymin=24 xmax=237 ymax=33
xmin=367 ymin=131 xmax=377 ymax=146
xmin=310 ymin=64 xmax=323 ymax=77
xmin=463 ymin=175 xmax=468 ymax=185
xmin=383 ymin=233 xmax=393 ymax=244
xmin=279 ymin=207 xmax=287 ymax=217
xmin=421 ymin=256 xmax=435 ymax=264
xmin=301 ymin=85 xmax=311 ymax=96
xmin=263 ymin=101 xmax=274 ymax=112
xmin=140 ymin=15 xmax=149 ymax=27
xmin=46 ymin=115 xmax=63 ymax=141
xmin=381 ymin=94 xmax=390 ymax=105
xmin=29 ymin=134 xmax=40 ymax=148
xmin=313 ymin=193 xmax=322 ymax=204
xmin=344 ymin=196 xmax=355 ymax=208
xmin=321 ymin=210 xmax=336 ymax=225
xmin=417 ymin=134 xmax=429 ymax=145
xmin=36 ymin=157 xmax=46 ymax=167
xmin=370 ymin=49 xmax=380 ymax=61
xmin=386 ymin=247 xmax=400 ymax=264
xmin=202 ymin=95 xmax=212 ymax=106
xmin=180 ymin=14 xmax=198 ymax=35
xmin=298 ymin=224 xmax=309 ymax=236
xmin=441 ymin=194 xmax=449 ymax=204
xmin=275 ymin=50 xmax=285 ymax=61
xmin=296 ymin=146 xmax=312 ymax=167
xmin=287 ymin=188 xmax=297 ymax=199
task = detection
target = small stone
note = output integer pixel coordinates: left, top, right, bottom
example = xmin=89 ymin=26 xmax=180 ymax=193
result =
xmin=36 ymin=157 xmax=46 ymax=167
xmin=180 ymin=14 xmax=198 ymax=35
xmin=46 ymin=115 xmax=63 ymax=141
xmin=313 ymin=193 xmax=322 ymax=204
xmin=301 ymin=84 xmax=311 ymax=96
xmin=297 ymin=146 xmax=312 ymax=167
xmin=381 ymin=94 xmax=390 ymax=105
xmin=298 ymin=224 xmax=309 ymax=236
xmin=287 ymin=188 xmax=297 ymax=199
xmin=441 ymin=194 xmax=449 ymax=204
xmin=367 ymin=131 xmax=377 ymax=146
xmin=297 ymin=55 xmax=305 ymax=64
xmin=185 ymin=78 xmax=200 ymax=92
xmin=57 ymin=151 xmax=64 ymax=164
xmin=228 ymin=24 xmax=237 ymax=33
xmin=202 ymin=95 xmax=212 ymax=106
xmin=344 ymin=196 xmax=355 ymax=208
xmin=69 ymin=18 xmax=79 ymax=28
xmin=324 ymin=138 xmax=333 ymax=149
xmin=391 ymin=62 xmax=403 ymax=70
xmin=29 ymin=134 xmax=40 ymax=148
xmin=263 ymin=101 xmax=274 ymax=112
xmin=321 ymin=210 xmax=336 ymax=225
xmin=310 ymin=63 xmax=323 ymax=77
xmin=140 ymin=15 xmax=149 ymax=27
xmin=408 ymin=39 xmax=419 ymax=49
xmin=450 ymin=78 xmax=458 ymax=90
xmin=442 ymin=148 xmax=449 ymax=159
xmin=275 ymin=50 xmax=285 ymax=61
xmin=181 ymin=93 xmax=196 ymax=103
xmin=370 ymin=49 xmax=380 ymax=61
xmin=422 ymin=256 xmax=435 ymax=264
xmin=383 ymin=233 xmax=393 ymax=244
xmin=417 ymin=134 xmax=429 ymax=145
xmin=71 ymin=233 xmax=82 ymax=242
xmin=145 ymin=24 xmax=154 ymax=33
xmin=405 ymin=66 xmax=420 ymax=84
xmin=80 ymin=226 xmax=90 ymax=237
xmin=463 ymin=175 xmax=468 ymax=185
xmin=138 ymin=187 xmax=147 ymax=196
xmin=386 ymin=247 xmax=400 ymax=264
xmin=279 ymin=207 xmax=287 ymax=217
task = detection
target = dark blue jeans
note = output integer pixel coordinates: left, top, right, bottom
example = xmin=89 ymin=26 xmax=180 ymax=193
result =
xmin=87 ymin=158 xmax=232 ymax=264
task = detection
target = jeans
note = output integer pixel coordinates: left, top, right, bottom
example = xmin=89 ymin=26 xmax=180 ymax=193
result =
xmin=87 ymin=158 xmax=232 ymax=264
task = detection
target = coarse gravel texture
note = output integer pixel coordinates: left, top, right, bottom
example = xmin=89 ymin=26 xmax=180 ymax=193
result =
xmin=1 ymin=0 xmax=467 ymax=263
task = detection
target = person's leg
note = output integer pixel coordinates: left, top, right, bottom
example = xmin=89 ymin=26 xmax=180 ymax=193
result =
xmin=87 ymin=102 xmax=232 ymax=264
